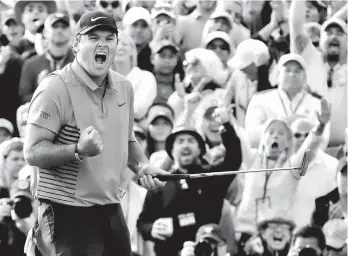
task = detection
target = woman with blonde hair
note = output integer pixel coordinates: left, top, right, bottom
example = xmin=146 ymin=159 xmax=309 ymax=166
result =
xmin=112 ymin=32 xmax=157 ymax=122
xmin=229 ymin=99 xmax=330 ymax=241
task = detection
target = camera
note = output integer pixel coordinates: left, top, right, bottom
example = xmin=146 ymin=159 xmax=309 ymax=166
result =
xmin=298 ymin=247 xmax=318 ymax=256
xmin=194 ymin=238 xmax=218 ymax=256
xmin=7 ymin=196 xmax=33 ymax=219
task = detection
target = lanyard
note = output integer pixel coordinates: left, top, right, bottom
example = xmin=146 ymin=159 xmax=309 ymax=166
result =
xmin=277 ymin=90 xmax=305 ymax=117
xmin=262 ymin=157 xmax=272 ymax=200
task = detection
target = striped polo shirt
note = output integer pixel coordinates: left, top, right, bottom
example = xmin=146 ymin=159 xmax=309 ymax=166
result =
xmin=27 ymin=59 xmax=136 ymax=206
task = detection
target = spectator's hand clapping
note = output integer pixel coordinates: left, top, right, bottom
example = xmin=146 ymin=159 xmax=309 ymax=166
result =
xmin=329 ymin=201 xmax=344 ymax=220
xmin=153 ymin=21 xmax=175 ymax=42
xmin=316 ymin=99 xmax=331 ymax=125
xmin=212 ymin=107 xmax=230 ymax=125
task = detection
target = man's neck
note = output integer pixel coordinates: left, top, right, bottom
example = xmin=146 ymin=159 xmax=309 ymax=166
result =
xmin=283 ymin=88 xmax=302 ymax=101
xmin=48 ymin=44 xmax=69 ymax=58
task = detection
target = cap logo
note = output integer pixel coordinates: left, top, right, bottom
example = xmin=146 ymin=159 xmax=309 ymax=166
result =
xmin=56 ymin=13 xmax=65 ymax=18
xmin=91 ymin=17 xmax=107 ymax=22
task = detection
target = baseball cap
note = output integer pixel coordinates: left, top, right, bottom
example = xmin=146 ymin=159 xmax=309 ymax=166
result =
xmin=2 ymin=138 xmax=23 ymax=158
xmin=210 ymin=10 xmax=233 ymax=28
xmin=10 ymin=179 xmax=33 ymax=200
xmin=151 ymin=2 xmax=176 ymax=20
xmin=196 ymin=224 xmax=226 ymax=243
xmin=323 ymin=219 xmax=348 ymax=249
xmin=0 ymin=118 xmax=14 ymax=134
xmin=74 ymin=11 xmax=118 ymax=37
xmin=147 ymin=104 xmax=174 ymax=125
xmin=229 ymin=39 xmax=269 ymax=70
xmin=202 ymin=31 xmax=232 ymax=50
xmin=321 ymin=18 xmax=347 ymax=34
xmin=277 ymin=53 xmax=307 ymax=71
xmin=151 ymin=39 xmax=179 ymax=54
xmin=14 ymin=1 xmax=57 ymax=24
xmin=44 ymin=12 xmax=70 ymax=28
xmin=258 ymin=217 xmax=296 ymax=232
xmin=123 ymin=7 xmax=151 ymax=27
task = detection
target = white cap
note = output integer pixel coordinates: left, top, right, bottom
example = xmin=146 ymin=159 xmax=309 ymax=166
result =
xmin=277 ymin=53 xmax=307 ymax=71
xmin=123 ymin=7 xmax=151 ymax=27
xmin=0 ymin=118 xmax=14 ymax=134
xmin=151 ymin=2 xmax=176 ymax=20
xmin=321 ymin=18 xmax=347 ymax=34
xmin=323 ymin=219 xmax=348 ymax=249
xmin=201 ymin=31 xmax=232 ymax=50
xmin=210 ymin=10 xmax=233 ymax=28
xmin=229 ymin=39 xmax=269 ymax=70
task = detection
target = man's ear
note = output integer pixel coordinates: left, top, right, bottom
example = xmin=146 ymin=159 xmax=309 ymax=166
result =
xmin=72 ymin=37 xmax=80 ymax=53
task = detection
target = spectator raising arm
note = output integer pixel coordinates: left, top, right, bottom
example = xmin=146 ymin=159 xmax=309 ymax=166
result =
xmin=290 ymin=99 xmax=331 ymax=178
xmin=289 ymin=0 xmax=310 ymax=54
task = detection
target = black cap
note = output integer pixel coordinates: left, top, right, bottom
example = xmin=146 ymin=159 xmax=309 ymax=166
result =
xmin=74 ymin=11 xmax=118 ymax=37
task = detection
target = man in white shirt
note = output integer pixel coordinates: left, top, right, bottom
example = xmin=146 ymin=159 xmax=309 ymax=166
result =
xmin=289 ymin=0 xmax=347 ymax=151
xmin=244 ymin=53 xmax=330 ymax=148
xmin=290 ymin=117 xmax=338 ymax=228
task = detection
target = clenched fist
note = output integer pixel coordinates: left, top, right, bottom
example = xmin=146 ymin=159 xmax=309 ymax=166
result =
xmin=77 ymin=126 xmax=103 ymax=158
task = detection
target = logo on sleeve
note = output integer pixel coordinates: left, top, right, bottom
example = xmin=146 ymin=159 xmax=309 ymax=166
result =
xmin=39 ymin=110 xmax=50 ymax=119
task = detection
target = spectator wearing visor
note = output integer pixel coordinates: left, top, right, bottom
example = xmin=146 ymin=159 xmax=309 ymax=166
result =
xmin=245 ymin=53 xmax=330 ymax=149
xmin=112 ymin=32 xmax=157 ymax=122
xmin=123 ymin=7 xmax=153 ymax=72
xmin=151 ymin=1 xmax=181 ymax=47
xmin=323 ymin=219 xmax=347 ymax=256
xmin=138 ymin=118 xmax=240 ymax=256
xmin=290 ymin=0 xmax=347 ymax=157
xmin=14 ymin=0 xmax=56 ymax=48
xmin=201 ymin=31 xmax=234 ymax=70
xmin=18 ymin=11 xmax=74 ymax=104
xmin=224 ymin=39 xmax=273 ymax=127
xmin=151 ymin=40 xmax=180 ymax=103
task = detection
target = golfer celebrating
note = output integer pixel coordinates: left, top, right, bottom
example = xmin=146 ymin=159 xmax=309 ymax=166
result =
xmin=23 ymin=11 xmax=167 ymax=255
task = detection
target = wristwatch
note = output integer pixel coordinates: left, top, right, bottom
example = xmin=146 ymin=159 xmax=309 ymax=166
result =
xmin=74 ymin=145 xmax=83 ymax=162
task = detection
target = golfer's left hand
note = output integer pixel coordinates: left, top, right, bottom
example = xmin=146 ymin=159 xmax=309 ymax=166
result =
xmin=138 ymin=164 xmax=167 ymax=190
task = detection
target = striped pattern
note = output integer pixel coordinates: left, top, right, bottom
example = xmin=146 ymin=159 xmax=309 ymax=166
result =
xmin=37 ymin=125 xmax=80 ymax=203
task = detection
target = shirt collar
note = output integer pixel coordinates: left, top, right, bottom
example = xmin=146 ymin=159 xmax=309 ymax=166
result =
xmin=278 ymin=88 xmax=305 ymax=102
xmin=71 ymin=59 xmax=119 ymax=92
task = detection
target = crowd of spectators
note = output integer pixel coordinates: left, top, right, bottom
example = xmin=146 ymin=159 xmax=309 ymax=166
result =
xmin=0 ymin=0 xmax=347 ymax=256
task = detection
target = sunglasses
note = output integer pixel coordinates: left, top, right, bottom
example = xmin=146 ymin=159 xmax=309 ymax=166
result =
xmin=100 ymin=1 xmax=120 ymax=9
xmin=312 ymin=41 xmax=319 ymax=47
xmin=294 ymin=132 xmax=309 ymax=139
xmin=207 ymin=43 xmax=230 ymax=51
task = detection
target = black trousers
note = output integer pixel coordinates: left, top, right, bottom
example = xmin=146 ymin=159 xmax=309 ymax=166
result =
xmin=33 ymin=200 xmax=131 ymax=256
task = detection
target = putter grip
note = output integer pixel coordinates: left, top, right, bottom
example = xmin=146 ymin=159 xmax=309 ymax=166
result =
xmin=155 ymin=174 xmax=190 ymax=181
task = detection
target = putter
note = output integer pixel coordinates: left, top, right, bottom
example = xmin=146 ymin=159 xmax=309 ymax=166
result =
xmin=155 ymin=150 xmax=309 ymax=181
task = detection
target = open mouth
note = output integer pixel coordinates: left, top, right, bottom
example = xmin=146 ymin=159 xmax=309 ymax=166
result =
xmin=272 ymin=236 xmax=283 ymax=244
xmin=181 ymin=149 xmax=192 ymax=156
xmin=328 ymin=40 xmax=340 ymax=50
xmin=95 ymin=52 xmax=107 ymax=64
xmin=271 ymin=142 xmax=279 ymax=149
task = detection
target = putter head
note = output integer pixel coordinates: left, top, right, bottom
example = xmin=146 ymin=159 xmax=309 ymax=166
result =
xmin=299 ymin=150 xmax=309 ymax=176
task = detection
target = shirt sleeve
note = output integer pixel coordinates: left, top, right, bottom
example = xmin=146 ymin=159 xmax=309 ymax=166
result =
xmin=26 ymin=75 xmax=64 ymax=134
